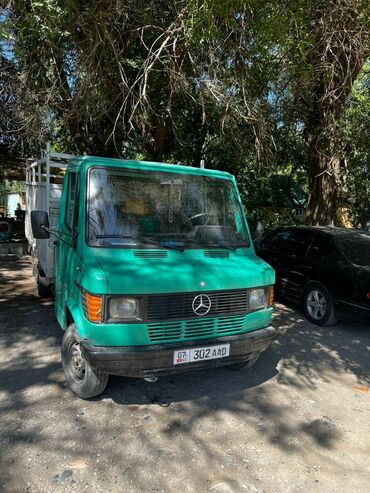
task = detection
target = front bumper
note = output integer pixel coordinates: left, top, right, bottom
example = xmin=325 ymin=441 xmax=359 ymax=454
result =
xmin=80 ymin=326 xmax=277 ymax=378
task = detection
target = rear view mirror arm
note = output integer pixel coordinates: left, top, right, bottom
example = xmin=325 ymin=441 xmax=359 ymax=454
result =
xmin=41 ymin=225 xmax=58 ymax=237
xmin=40 ymin=226 xmax=70 ymax=247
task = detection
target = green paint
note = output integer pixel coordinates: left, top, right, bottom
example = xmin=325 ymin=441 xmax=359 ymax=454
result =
xmin=54 ymin=157 xmax=275 ymax=347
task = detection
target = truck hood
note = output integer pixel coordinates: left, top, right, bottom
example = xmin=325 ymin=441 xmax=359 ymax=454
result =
xmin=90 ymin=248 xmax=275 ymax=295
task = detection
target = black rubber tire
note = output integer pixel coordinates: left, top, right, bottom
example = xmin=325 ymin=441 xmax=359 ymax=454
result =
xmin=228 ymin=352 xmax=260 ymax=370
xmin=61 ymin=324 xmax=108 ymax=399
xmin=303 ymin=283 xmax=338 ymax=327
xmin=36 ymin=273 xmax=52 ymax=297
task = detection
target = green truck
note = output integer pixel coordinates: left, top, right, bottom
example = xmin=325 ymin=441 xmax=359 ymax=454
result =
xmin=28 ymin=152 xmax=276 ymax=399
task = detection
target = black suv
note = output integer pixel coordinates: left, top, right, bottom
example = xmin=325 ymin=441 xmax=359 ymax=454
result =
xmin=255 ymin=226 xmax=370 ymax=326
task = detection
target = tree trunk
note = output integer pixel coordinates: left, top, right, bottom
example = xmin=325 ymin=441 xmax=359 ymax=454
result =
xmin=304 ymin=119 xmax=341 ymax=225
xmin=306 ymin=152 xmax=340 ymax=226
xmin=300 ymin=0 xmax=367 ymax=225
xmin=150 ymin=116 xmax=170 ymax=161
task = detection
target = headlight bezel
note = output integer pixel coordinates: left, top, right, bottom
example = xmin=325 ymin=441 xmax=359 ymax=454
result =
xmin=81 ymin=289 xmax=146 ymax=323
xmin=106 ymin=295 xmax=145 ymax=322
xmin=249 ymin=286 xmax=272 ymax=312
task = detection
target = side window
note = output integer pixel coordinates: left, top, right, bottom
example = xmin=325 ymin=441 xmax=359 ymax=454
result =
xmin=307 ymin=236 xmax=332 ymax=263
xmin=65 ymin=173 xmax=79 ymax=230
xmin=264 ymin=229 xmax=311 ymax=257
xmin=260 ymin=229 xmax=285 ymax=250
xmin=287 ymin=230 xmax=312 ymax=257
xmin=227 ymin=187 xmax=247 ymax=241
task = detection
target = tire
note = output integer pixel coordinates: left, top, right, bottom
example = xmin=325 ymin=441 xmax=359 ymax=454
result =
xmin=61 ymin=323 xmax=108 ymax=399
xmin=36 ymin=273 xmax=52 ymax=297
xmin=303 ymin=283 xmax=338 ymax=326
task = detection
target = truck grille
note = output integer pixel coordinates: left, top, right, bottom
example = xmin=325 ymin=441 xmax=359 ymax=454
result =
xmin=146 ymin=289 xmax=249 ymax=322
xmin=203 ymin=250 xmax=229 ymax=258
xmin=133 ymin=250 xmax=168 ymax=258
xmin=147 ymin=314 xmax=247 ymax=343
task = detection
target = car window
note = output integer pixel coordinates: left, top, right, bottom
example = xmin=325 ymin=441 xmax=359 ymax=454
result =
xmin=306 ymin=236 xmax=333 ymax=263
xmin=259 ymin=229 xmax=284 ymax=250
xmin=336 ymin=234 xmax=370 ymax=266
xmin=265 ymin=229 xmax=311 ymax=257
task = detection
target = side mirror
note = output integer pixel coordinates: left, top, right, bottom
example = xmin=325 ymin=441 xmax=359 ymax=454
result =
xmin=255 ymin=221 xmax=265 ymax=238
xmin=31 ymin=211 xmax=50 ymax=239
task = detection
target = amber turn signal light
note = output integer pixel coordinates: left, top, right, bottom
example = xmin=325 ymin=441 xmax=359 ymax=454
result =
xmin=269 ymin=286 xmax=274 ymax=307
xmin=85 ymin=292 xmax=103 ymax=322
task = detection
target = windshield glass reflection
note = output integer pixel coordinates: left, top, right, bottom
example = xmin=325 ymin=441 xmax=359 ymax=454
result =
xmin=87 ymin=168 xmax=249 ymax=249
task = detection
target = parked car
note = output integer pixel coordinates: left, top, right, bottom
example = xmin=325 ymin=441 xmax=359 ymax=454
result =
xmin=255 ymin=226 xmax=370 ymax=326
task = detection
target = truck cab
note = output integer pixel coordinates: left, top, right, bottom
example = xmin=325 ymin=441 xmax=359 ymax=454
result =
xmin=30 ymin=156 xmax=276 ymax=398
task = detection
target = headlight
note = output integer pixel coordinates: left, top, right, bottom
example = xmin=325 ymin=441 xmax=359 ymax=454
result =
xmin=109 ymin=297 xmax=139 ymax=320
xmin=249 ymin=288 xmax=268 ymax=311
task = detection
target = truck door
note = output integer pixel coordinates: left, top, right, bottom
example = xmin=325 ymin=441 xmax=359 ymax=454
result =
xmin=55 ymin=171 xmax=81 ymax=328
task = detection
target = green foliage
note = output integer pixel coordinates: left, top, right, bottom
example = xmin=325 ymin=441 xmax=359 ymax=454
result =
xmin=0 ymin=0 xmax=369 ymax=227
xmin=0 ymin=180 xmax=25 ymax=206
xmin=338 ymin=64 xmax=370 ymax=227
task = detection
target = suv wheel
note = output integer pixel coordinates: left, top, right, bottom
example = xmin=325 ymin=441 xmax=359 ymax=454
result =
xmin=303 ymin=283 xmax=337 ymax=326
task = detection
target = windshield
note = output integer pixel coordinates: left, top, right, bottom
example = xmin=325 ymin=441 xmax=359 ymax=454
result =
xmin=336 ymin=233 xmax=370 ymax=267
xmin=87 ymin=167 xmax=250 ymax=249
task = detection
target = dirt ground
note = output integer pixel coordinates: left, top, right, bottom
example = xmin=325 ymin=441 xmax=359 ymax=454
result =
xmin=0 ymin=256 xmax=369 ymax=493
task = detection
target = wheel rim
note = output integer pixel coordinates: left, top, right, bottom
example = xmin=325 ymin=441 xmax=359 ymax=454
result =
xmin=67 ymin=338 xmax=86 ymax=382
xmin=306 ymin=289 xmax=327 ymax=320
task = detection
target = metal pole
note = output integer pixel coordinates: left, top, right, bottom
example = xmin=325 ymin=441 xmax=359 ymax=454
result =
xmin=45 ymin=142 xmax=50 ymax=215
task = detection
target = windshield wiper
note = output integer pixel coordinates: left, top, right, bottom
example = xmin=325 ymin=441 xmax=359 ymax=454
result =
xmin=179 ymin=238 xmax=237 ymax=251
xmin=95 ymin=234 xmax=184 ymax=251
xmin=196 ymin=240 xmax=237 ymax=251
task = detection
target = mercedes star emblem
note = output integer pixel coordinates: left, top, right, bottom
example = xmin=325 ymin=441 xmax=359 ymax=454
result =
xmin=192 ymin=294 xmax=212 ymax=316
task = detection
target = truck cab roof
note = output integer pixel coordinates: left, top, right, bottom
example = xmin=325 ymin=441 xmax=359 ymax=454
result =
xmin=68 ymin=155 xmax=234 ymax=180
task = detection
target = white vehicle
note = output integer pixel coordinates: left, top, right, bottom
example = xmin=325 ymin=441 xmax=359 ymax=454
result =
xmin=25 ymin=145 xmax=74 ymax=295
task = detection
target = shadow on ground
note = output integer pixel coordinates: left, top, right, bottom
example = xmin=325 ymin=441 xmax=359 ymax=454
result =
xmin=273 ymin=299 xmax=369 ymax=388
xmin=0 ymin=257 xmax=369 ymax=492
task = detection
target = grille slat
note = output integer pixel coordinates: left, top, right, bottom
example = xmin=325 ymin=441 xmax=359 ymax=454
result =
xmin=147 ymin=314 xmax=247 ymax=343
xmin=217 ymin=315 xmax=245 ymax=334
xmin=147 ymin=321 xmax=183 ymax=342
xmin=185 ymin=317 xmax=215 ymax=339
xmin=204 ymin=250 xmax=229 ymax=258
xmin=133 ymin=250 xmax=168 ymax=258
xmin=147 ymin=289 xmax=250 ymax=322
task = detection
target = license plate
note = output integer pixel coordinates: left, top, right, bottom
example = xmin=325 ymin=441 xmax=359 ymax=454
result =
xmin=173 ymin=344 xmax=230 ymax=365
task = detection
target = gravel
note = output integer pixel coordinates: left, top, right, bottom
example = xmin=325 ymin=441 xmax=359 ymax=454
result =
xmin=0 ymin=257 xmax=369 ymax=493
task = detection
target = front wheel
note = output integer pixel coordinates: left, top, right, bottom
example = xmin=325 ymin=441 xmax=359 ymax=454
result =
xmin=61 ymin=324 xmax=108 ymax=399
xmin=303 ymin=283 xmax=337 ymax=326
